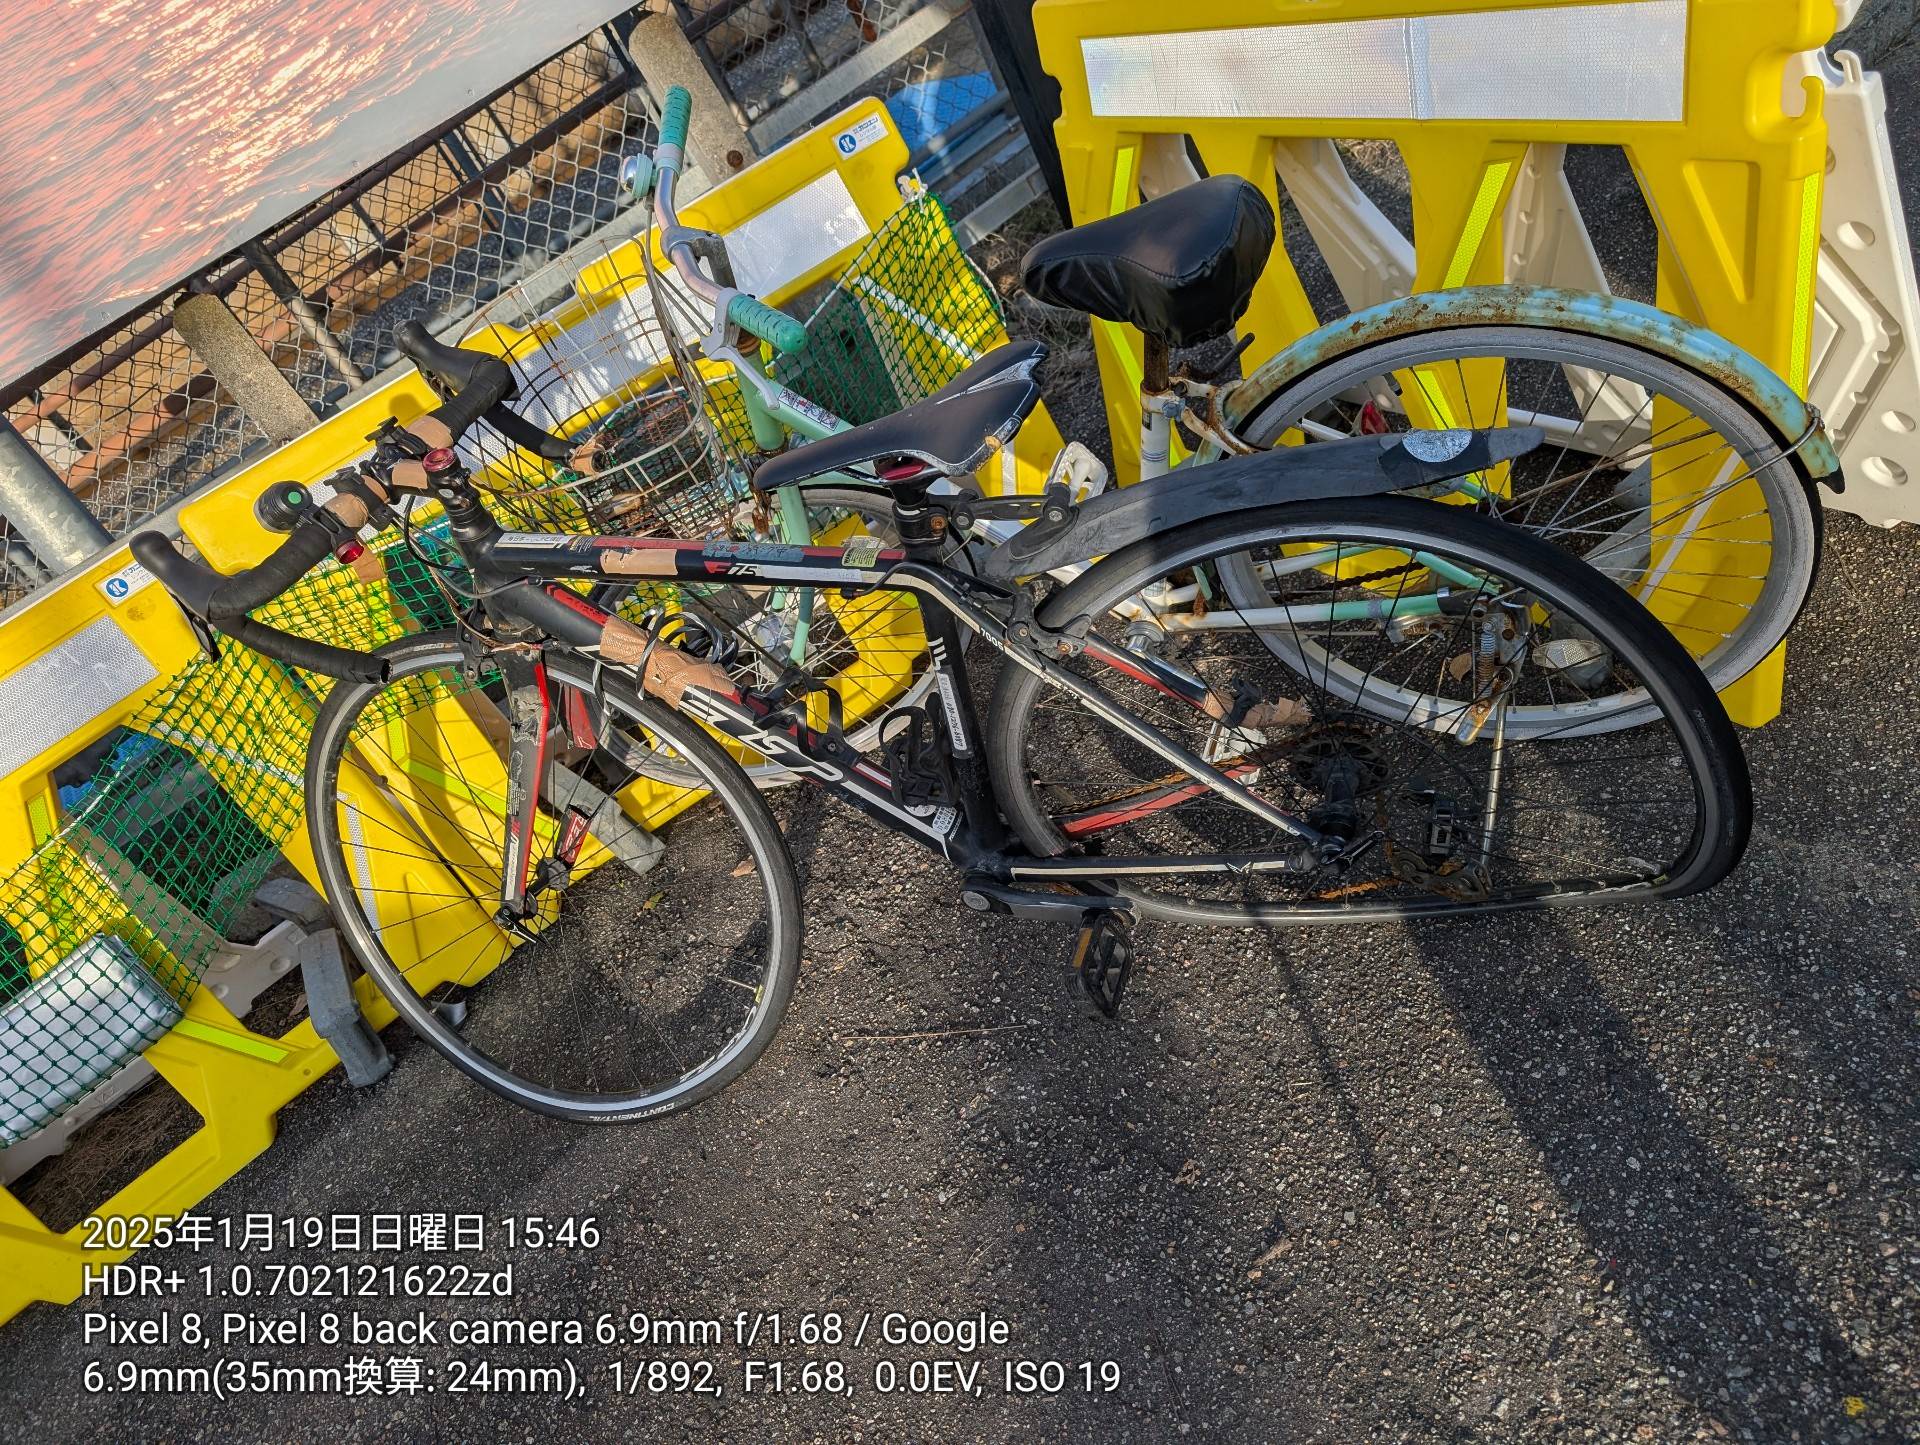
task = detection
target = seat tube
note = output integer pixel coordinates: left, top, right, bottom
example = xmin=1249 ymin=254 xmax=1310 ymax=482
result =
xmin=1139 ymin=334 xmax=1174 ymax=481
xmin=916 ymin=569 xmax=1007 ymax=851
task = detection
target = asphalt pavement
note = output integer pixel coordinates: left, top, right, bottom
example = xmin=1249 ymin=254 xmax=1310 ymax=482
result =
xmin=2 ymin=35 xmax=1918 ymax=1445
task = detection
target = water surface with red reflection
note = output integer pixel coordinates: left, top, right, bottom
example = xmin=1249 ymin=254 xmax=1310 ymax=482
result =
xmin=0 ymin=0 xmax=627 ymax=382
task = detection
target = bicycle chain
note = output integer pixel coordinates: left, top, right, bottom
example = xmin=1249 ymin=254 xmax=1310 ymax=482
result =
xmin=1282 ymin=558 xmax=1439 ymax=596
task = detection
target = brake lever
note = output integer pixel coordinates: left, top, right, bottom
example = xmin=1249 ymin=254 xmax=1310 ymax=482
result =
xmin=687 ymin=232 xmax=736 ymax=290
xmin=182 ymin=607 xmax=223 ymax=664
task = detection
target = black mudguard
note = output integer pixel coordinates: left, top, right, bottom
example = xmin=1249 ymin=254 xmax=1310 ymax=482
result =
xmin=978 ymin=428 xmax=1544 ymax=583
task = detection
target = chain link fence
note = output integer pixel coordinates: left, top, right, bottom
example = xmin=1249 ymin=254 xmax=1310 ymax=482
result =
xmin=0 ymin=20 xmax=657 ymax=610
xmin=686 ymin=0 xmax=995 ymax=141
xmin=682 ymin=0 xmax=1030 ymax=223
xmin=0 ymin=1 xmax=1029 ymax=613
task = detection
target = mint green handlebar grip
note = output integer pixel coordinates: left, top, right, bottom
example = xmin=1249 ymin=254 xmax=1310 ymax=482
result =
xmin=727 ymin=294 xmax=807 ymax=355
xmin=659 ymin=86 xmax=692 ymax=155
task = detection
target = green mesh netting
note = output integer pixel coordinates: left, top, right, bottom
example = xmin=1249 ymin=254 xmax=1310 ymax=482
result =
xmin=776 ymin=192 xmax=1004 ymax=426
xmin=1 ymin=188 xmax=1000 ymax=1142
xmin=0 ymin=633 xmax=311 ymax=1142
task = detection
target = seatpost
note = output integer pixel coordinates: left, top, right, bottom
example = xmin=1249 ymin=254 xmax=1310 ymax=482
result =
xmin=1139 ymin=334 xmax=1176 ymax=480
xmin=1142 ymin=334 xmax=1171 ymax=394
xmin=887 ymin=475 xmax=945 ymax=553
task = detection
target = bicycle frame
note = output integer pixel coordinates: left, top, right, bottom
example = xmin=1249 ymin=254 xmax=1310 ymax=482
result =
xmin=437 ymin=504 xmax=1330 ymax=914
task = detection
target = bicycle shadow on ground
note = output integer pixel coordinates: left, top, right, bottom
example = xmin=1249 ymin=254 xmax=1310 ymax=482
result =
xmin=1397 ymin=900 xmax=1889 ymax=1440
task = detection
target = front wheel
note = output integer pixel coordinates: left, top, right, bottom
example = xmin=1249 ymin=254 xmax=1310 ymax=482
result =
xmin=305 ymin=635 xmax=802 ymax=1122
xmin=986 ymin=496 xmax=1751 ymax=926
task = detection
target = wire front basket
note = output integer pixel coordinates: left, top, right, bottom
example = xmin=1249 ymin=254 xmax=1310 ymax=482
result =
xmin=449 ymin=230 xmax=750 ymax=540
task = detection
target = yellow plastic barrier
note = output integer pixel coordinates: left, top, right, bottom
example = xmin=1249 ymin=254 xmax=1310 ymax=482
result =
xmin=0 ymin=539 xmax=400 ymax=1324
xmin=1033 ymin=0 xmax=1838 ymax=724
xmin=0 ymin=101 xmax=1060 ymax=1325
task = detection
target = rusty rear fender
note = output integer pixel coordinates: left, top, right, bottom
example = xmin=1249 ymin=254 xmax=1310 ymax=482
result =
xmin=1224 ymin=287 xmax=1842 ymax=489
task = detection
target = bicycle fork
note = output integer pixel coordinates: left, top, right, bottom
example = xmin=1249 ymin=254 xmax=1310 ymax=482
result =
xmin=496 ymin=652 xmax=555 ymax=929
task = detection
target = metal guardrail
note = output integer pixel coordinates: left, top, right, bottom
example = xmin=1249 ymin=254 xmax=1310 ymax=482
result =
xmin=0 ymin=1 xmax=1040 ymax=613
xmin=0 ymin=21 xmax=655 ymax=610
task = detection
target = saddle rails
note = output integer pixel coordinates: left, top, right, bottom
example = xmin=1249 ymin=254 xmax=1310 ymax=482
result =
xmin=1032 ymin=0 xmax=1839 ymax=725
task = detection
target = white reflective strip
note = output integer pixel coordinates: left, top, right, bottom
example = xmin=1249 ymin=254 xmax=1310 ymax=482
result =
xmin=723 ymin=169 xmax=871 ymax=298
xmin=849 ymin=274 xmax=985 ymax=362
xmin=0 ymin=616 xmax=157 ymax=778
xmin=1082 ymin=0 xmax=1688 ymax=124
xmin=343 ymin=803 xmax=383 ymax=943
xmin=145 ymin=726 xmax=302 ymax=786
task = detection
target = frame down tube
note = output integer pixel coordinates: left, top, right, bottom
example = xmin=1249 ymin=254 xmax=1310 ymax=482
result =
xmin=489 ymin=530 xmax=1000 ymax=863
xmin=488 ymin=529 xmax=1325 ymax=871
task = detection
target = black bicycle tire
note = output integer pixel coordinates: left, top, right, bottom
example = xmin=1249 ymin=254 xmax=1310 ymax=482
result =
xmin=985 ymin=496 xmax=1752 ymax=926
xmin=305 ymin=633 xmax=803 ymax=1123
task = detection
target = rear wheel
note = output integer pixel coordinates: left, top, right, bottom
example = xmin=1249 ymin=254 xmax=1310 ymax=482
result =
xmin=987 ymin=496 xmax=1750 ymax=926
xmin=306 ymin=636 xmax=801 ymax=1122
xmin=1219 ymin=325 xmax=1822 ymax=734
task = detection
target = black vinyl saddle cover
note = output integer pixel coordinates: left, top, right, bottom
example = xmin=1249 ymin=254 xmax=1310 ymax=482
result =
xmin=751 ymin=340 xmax=1045 ymax=492
xmin=1020 ymin=175 xmax=1276 ymax=347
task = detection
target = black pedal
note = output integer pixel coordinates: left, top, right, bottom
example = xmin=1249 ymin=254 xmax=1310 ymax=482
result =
xmin=1072 ymin=909 xmax=1135 ymax=1019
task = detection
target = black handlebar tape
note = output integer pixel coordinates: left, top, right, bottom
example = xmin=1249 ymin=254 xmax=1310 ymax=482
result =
xmin=221 ymin=614 xmax=389 ymax=684
xmin=423 ymin=385 xmax=498 ymax=447
xmin=132 ymin=518 xmax=333 ymax=620
xmin=204 ymin=521 xmax=336 ymax=624
xmin=484 ymin=402 xmax=574 ymax=462
xmin=396 ymin=319 xmax=517 ymax=445
xmin=395 ymin=319 xmax=520 ymax=401
xmin=128 ymin=529 xmax=389 ymax=685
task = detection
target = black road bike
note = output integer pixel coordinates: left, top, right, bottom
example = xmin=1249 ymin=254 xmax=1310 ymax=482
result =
xmin=134 ymin=219 xmax=1750 ymax=1123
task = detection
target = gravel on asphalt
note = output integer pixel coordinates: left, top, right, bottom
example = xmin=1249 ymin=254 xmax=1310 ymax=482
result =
xmin=3 ymin=32 xmax=1920 ymax=1445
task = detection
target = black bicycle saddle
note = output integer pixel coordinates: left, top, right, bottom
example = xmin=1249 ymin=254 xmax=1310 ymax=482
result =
xmin=1020 ymin=175 xmax=1276 ymax=347
xmin=751 ymin=340 xmax=1045 ymax=492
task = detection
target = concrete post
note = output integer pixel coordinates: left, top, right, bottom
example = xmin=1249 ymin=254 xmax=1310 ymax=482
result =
xmin=0 ymin=418 xmax=110 ymax=573
xmin=170 ymin=292 xmax=319 ymax=445
xmin=628 ymin=10 xmax=756 ymax=188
